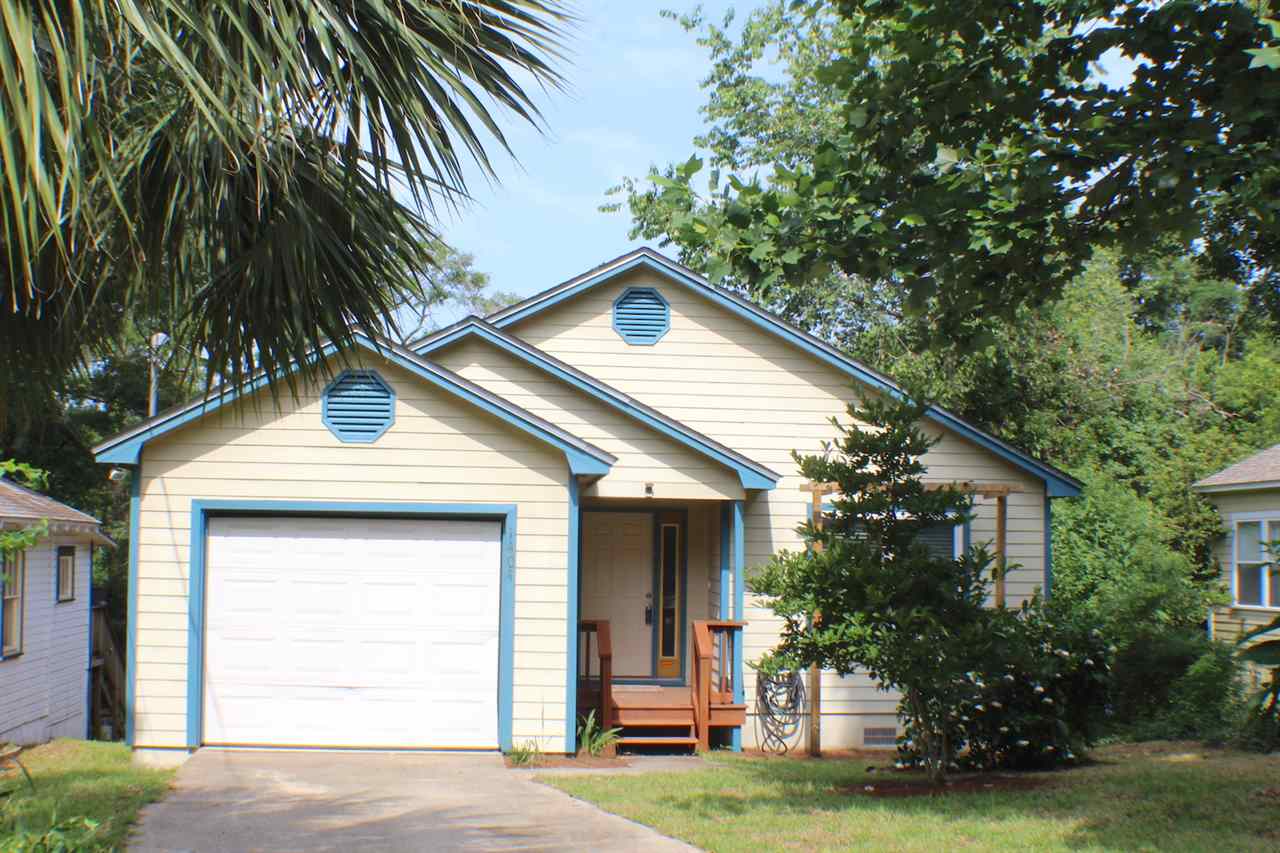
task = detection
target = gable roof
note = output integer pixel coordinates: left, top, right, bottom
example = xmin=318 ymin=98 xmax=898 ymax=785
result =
xmin=1193 ymin=444 xmax=1280 ymax=493
xmin=0 ymin=478 xmax=112 ymax=545
xmin=489 ymin=247 xmax=1083 ymax=498
xmin=93 ymin=333 xmax=616 ymax=478
xmin=411 ymin=317 xmax=781 ymax=490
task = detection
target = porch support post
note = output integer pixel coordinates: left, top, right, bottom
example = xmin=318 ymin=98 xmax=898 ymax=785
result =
xmin=719 ymin=504 xmax=731 ymax=619
xmin=565 ymin=476 xmax=581 ymax=754
xmin=731 ymin=499 xmax=745 ymax=751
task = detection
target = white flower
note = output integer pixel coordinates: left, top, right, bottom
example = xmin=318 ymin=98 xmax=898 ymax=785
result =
xmin=1016 ymin=739 xmax=1030 ymax=747
xmin=974 ymin=704 xmax=985 ymax=712
xmin=1043 ymin=697 xmax=1054 ymax=705
xmin=1003 ymin=674 xmax=1016 ymax=683
xmin=1055 ymin=649 xmax=1070 ymax=658
xmin=991 ymin=701 xmax=1003 ymax=709
xmin=1084 ymin=658 xmax=1094 ymax=666
xmin=1034 ymin=685 xmax=1045 ymax=694
xmin=999 ymin=726 xmax=1010 ymax=734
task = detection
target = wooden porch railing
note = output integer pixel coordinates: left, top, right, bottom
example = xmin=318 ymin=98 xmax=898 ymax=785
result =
xmin=577 ymin=619 xmax=613 ymax=728
xmin=692 ymin=619 xmax=745 ymax=750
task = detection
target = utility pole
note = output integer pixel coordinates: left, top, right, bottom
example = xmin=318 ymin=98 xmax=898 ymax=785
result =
xmin=147 ymin=333 xmax=168 ymax=418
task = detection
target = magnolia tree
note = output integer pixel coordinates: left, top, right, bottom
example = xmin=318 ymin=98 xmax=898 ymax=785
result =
xmin=751 ymin=394 xmax=996 ymax=784
xmin=751 ymin=394 xmax=1109 ymax=783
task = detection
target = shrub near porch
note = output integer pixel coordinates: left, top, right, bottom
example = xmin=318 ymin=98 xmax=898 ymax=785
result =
xmin=544 ymin=743 xmax=1280 ymax=852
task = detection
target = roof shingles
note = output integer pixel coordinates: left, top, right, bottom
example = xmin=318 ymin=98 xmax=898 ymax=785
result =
xmin=0 ymin=478 xmax=101 ymax=526
xmin=1195 ymin=444 xmax=1280 ymax=490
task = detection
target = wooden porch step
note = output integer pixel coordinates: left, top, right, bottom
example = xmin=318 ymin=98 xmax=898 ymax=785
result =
xmin=616 ymin=735 xmax=699 ymax=747
xmin=613 ymin=706 xmax=695 ymax=726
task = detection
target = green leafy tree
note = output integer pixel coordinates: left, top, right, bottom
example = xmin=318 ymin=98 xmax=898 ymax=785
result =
xmin=618 ymin=1 xmax=1280 ymax=336
xmin=751 ymin=392 xmax=994 ymax=784
xmin=0 ymin=461 xmax=50 ymax=588
xmin=2 ymin=0 xmax=570 ymax=417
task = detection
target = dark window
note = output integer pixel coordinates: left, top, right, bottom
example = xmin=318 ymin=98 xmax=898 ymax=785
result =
xmin=659 ymin=524 xmax=679 ymax=659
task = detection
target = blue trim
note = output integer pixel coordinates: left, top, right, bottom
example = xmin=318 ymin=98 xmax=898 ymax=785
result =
xmin=1044 ymin=494 xmax=1053 ymax=598
xmin=126 ymin=470 xmax=140 ymax=746
xmin=565 ymin=478 xmax=580 ymax=753
xmin=321 ymin=369 xmax=395 ymax=443
xmin=491 ymin=251 xmax=1081 ymax=498
xmin=731 ymin=499 xmax=745 ymax=752
xmin=719 ymin=504 xmax=731 ymax=619
xmin=95 ymin=334 xmax=614 ymax=478
xmin=612 ymin=286 xmax=670 ymax=345
xmin=414 ymin=321 xmax=778 ymax=491
xmin=183 ymin=500 xmax=518 ymax=751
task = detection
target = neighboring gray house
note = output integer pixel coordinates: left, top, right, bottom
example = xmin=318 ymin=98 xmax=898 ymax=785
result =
xmin=1 ymin=479 xmax=110 ymax=745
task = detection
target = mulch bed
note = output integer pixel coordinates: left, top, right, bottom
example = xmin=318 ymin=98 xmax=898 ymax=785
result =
xmin=837 ymin=774 xmax=1050 ymax=798
xmin=505 ymin=753 xmax=632 ymax=769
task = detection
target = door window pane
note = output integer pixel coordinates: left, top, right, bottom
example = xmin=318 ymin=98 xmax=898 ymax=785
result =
xmin=1271 ymin=567 xmax=1280 ymax=609
xmin=659 ymin=525 xmax=678 ymax=659
xmin=1238 ymin=564 xmax=1264 ymax=606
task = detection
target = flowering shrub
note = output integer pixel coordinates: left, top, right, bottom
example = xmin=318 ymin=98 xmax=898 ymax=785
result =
xmin=897 ymin=600 xmax=1113 ymax=771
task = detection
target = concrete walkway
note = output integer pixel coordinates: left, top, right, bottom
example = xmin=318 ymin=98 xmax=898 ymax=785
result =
xmin=129 ymin=750 xmax=697 ymax=852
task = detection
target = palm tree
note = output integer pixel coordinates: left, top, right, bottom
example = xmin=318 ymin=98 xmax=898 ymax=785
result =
xmin=1 ymin=0 xmax=569 ymax=413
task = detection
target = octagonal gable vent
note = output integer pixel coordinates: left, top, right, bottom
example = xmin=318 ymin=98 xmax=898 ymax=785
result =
xmin=613 ymin=287 xmax=670 ymax=345
xmin=322 ymin=369 xmax=395 ymax=443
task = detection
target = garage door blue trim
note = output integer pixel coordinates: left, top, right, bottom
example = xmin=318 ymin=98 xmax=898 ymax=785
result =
xmin=184 ymin=500 xmax=518 ymax=751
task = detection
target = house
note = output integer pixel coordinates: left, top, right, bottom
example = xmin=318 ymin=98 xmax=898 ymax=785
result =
xmin=92 ymin=248 xmax=1080 ymax=764
xmin=1194 ymin=443 xmax=1280 ymax=654
xmin=1 ymin=478 xmax=110 ymax=745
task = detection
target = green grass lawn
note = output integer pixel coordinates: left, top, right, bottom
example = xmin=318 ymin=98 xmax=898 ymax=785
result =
xmin=544 ymin=742 xmax=1280 ymax=852
xmin=1 ymin=739 xmax=174 ymax=850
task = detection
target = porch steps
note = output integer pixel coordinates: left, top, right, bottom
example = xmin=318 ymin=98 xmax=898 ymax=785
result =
xmin=610 ymin=685 xmax=698 ymax=753
xmin=615 ymin=734 xmax=698 ymax=748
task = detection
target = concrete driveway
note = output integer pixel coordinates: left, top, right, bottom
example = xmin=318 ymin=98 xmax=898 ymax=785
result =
xmin=129 ymin=750 xmax=696 ymax=852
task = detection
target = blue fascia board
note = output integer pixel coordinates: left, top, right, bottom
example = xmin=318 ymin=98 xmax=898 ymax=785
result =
xmin=183 ymin=500 xmax=518 ymax=751
xmin=491 ymin=252 xmax=1081 ymax=498
xmin=94 ymin=335 xmax=614 ymax=479
xmin=415 ymin=322 xmax=779 ymax=491
xmin=1044 ymin=493 xmax=1054 ymax=598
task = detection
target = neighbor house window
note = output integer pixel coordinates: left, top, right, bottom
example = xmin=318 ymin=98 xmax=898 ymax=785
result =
xmin=1234 ymin=519 xmax=1280 ymax=609
xmin=2 ymin=550 xmax=25 ymax=657
xmin=56 ymin=546 xmax=76 ymax=603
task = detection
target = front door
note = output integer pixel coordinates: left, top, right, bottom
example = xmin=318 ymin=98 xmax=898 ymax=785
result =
xmin=580 ymin=512 xmax=653 ymax=676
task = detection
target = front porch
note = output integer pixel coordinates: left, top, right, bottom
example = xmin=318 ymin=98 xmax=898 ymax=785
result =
xmin=572 ymin=499 xmax=748 ymax=751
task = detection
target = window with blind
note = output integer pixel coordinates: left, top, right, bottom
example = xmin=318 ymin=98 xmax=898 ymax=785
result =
xmin=2 ymin=550 xmax=25 ymax=657
xmin=56 ymin=546 xmax=76 ymax=603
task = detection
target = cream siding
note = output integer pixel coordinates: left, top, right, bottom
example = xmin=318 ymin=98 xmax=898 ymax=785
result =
xmin=510 ymin=268 xmax=1051 ymax=748
xmin=433 ymin=338 xmax=744 ymax=501
xmin=1205 ymin=489 xmax=1280 ymax=655
xmin=132 ymin=353 xmax=573 ymax=752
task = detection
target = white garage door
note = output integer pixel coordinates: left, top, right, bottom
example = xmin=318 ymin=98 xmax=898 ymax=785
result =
xmin=203 ymin=516 xmax=502 ymax=749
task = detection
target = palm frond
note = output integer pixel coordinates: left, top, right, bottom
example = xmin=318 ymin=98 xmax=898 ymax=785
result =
xmin=1 ymin=0 xmax=573 ymax=419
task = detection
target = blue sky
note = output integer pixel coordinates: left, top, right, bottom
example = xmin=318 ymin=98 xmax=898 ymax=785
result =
xmin=437 ymin=2 xmax=744 ymax=301
xmin=434 ymin=3 xmax=1141 ymax=307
